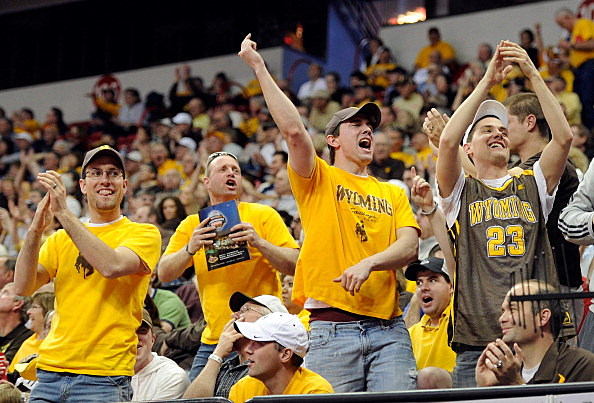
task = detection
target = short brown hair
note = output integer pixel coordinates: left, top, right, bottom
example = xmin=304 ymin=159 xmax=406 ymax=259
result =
xmin=503 ymin=93 xmax=550 ymax=140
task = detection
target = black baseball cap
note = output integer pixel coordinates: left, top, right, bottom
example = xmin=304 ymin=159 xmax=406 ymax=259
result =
xmin=81 ymin=145 xmax=126 ymax=177
xmin=325 ymin=102 xmax=381 ymax=136
xmin=405 ymin=257 xmax=450 ymax=282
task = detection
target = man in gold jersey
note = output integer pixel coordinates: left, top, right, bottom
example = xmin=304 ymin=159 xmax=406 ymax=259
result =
xmin=239 ymin=34 xmax=420 ymax=392
xmin=15 ymin=145 xmax=162 ymax=402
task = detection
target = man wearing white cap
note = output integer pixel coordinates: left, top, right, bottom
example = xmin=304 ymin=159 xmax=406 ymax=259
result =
xmin=240 ymin=33 xmax=419 ymax=393
xmin=184 ymin=292 xmax=288 ymax=399
xmin=228 ymin=312 xmax=333 ymax=402
xmin=435 ymin=41 xmax=571 ymax=387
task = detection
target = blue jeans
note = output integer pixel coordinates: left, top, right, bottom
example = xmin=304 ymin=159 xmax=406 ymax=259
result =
xmin=29 ymin=369 xmax=132 ymax=402
xmin=188 ymin=342 xmax=217 ymax=381
xmin=304 ymin=316 xmax=416 ymax=392
xmin=579 ymin=310 xmax=594 ymax=353
xmin=452 ymin=349 xmax=482 ymax=388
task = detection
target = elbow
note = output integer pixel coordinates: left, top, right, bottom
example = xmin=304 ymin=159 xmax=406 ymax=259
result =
xmin=284 ymin=122 xmax=304 ymax=141
xmin=407 ymin=242 xmax=419 ymax=265
xmin=13 ymin=282 xmax=31 ymax=297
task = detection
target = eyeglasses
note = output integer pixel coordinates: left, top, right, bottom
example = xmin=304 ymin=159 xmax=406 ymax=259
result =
xmin=238 ymin=304 xmax=269 ymax=317
xmin=84 ymin=168 xmax=124 ymax=179
xmin=206 ymin=152 xmax=238 ymax=168
xmin=29 ymin=304 xmax=43 ymax=310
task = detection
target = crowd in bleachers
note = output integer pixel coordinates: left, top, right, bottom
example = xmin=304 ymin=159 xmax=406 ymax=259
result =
xmin=1 ymin=6 xmax=594 ymax=402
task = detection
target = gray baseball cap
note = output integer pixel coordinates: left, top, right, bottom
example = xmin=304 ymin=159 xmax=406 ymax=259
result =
xmin=325 ymin=103 xmax=381 ymax=136
xmin=81 ymin=145 xmax=126 ymax=177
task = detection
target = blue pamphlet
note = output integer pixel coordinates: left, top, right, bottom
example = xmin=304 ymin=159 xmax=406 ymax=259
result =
xmin=198 ymin=200 xmax=250 ymax=270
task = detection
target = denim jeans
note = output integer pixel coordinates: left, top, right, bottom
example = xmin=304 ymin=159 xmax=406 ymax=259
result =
xmin=579 ymin=310 xmax=594 ymax=353
xmin=188 ymin=342 xmax=217 ymax=381
xmin=304 ymin=316 xmax=416 ymax=392
xmin=452 ymin=349 xmax=482 ymax=388
xmin=29 ymin=369 xmax=132 ymax=402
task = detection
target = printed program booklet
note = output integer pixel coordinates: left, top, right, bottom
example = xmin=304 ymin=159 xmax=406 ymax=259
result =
xmin=198 ymin=200 xmax=250 ymax=270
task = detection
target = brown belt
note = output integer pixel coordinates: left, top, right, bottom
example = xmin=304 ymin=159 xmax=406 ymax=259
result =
xmin=309 ymin=307 xmax=377 ymax=323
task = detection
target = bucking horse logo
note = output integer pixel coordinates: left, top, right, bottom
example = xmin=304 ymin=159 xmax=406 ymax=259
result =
xmin=74 ymin=253 xmax=94 ymax=279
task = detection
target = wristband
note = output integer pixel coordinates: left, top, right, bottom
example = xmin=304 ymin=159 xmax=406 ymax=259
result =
xmin=420 ymin=201 xmax=438 ymax=216
xmin=208 ymin=353 xmax=223 ymax=365
xmin=185 ymin=244 xmax=196 ymax=256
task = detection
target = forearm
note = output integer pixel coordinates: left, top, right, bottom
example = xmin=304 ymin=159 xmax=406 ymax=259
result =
xmin=252 ymin=239 xmax=298 ymax=275
xmin=427 ymin=208 xmax=456 ymax=273
xmin=183 ymin=360 xmax=220 ymax=398
xmin=404 ymin=293 xmax=421 ymax=328
xmin=366 ymin=230 xmax=419 ymax=272
xmin=158 ymin=248 xmax=194 ymax=282
xmin=531 ymin=74 xmax=572 ymax=147
xmin=56 ymin=210 xmax=140 ymax=279
xmin=14 ymin=229 xmax=48 ymax=296
xmin=253 ymin=63 xmax=309 ymax=144
xmin=573 ymin=39 xmax=594 ymax=52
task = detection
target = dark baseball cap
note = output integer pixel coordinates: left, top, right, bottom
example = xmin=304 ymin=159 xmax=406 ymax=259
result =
xmin=81 ymin=145 xmax=126 ymax=177
xmin=325 ymin=102 xmax=381 ymax=136
xmin=405 ymin=257 xmax=450 ymax=282
xmin=229 ymin=291 xmax=287 ymax=314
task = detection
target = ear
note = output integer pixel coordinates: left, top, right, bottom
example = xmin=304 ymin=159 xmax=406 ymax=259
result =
xmin=122 ymin=178 xmax=128 ymax=193
xmin=525 ymin=114 xmax=537 ymax=132
xmin=462 ymin=143 xmax=472 ymax=156
xmin=279 ymin=347 xmax=293 ymax=364
xmin=79 ymin=178 xmax=87 ymax=195
xmin=538 ymin=308 xmax=552 ymax=328
xmin=13 ymin=298 xmax=24 ymax=313
xmin=326 ymin=134 xmax=339 ymax=149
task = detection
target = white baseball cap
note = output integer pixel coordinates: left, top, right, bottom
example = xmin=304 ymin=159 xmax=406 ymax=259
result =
xmin=177 ymin=137 xmax=197 ymax=152
xmin=463 ymin=100 xmax=508 ymax=144
xmin=234 ymin=312 xmax=309 ymax=358
xmin=229 ymin=292 xmax=288 ymax=314
xmin=172 ymin=112 xmax=192 ymax=125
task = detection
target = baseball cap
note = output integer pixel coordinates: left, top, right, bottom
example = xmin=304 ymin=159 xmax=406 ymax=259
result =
xmin=229 ymin=291 xmax=288 ymax=314
xmin=325 ymin=102 xmax=381 ymax=136
xmin=158 ymin=118 xmax=174 ymax=128
xmin=177 ymin=137 xmax=197 ymax=152
xmin=172 ymin=112 xmax=192 ymax=125
xmin=81 ymin=145 xmax=126 ymax=177
xmin=312 ymin=89 xmax=330 ymax=99
xmin=463 ymin=100 xmax=508 ymax=144
xmin=126 ymin=150 xmax=142 ymax=162
xmin=141 ymin=308 xmax=153 ymax=328
xmin=234 ymin=312 xmax=309 ymax=358
xmin=14 ymin=132 xmax=33 ymax=143
xmin=405 ymin=257 xmax=450 ymax=282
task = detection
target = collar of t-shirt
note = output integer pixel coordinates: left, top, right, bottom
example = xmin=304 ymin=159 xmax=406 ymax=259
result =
xmin=87 ymin=215 xmax=124 ymax=227
xmin=479 ymin=175 xmax=512 ymax=189
xmin=522 ymin=362 xmax=540 ymax=383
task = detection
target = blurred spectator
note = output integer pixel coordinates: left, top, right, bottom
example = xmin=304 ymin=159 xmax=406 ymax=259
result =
xmin=0 ymin=283 xmax=32 ymax=365
xmin=393 ymin=76 xmax=424 ymax=121
xmin=168 ymin=64 xmax=207 ymax=115
xmin=386 ymin=127 xmax=415 ymax=167
xmin=368 ymin=131 xmax=405 ymax=181
xmin=365 ymin=47 xmax=397 ymax=89
xmin=415 ymin=27 xmax=456 ymax=71
xmin=325 ymin=71 xmax=348 ymax=104
xmin=149 ymin=275 xmax=191 ymax=333
xmin=157 ymin=196 xmax=186 ymax=231
xmin=7 ymin=291 xmax=54 ymax=385
xmin=259 ymin=168 xmax=298 ymax=217
xmin=42 ymin=107 xmax=68 ymax=136
xmin=185 ymin=98 xmax=210 ymax=138
xmin=308 ymin=90 xmax=341 ymax=133
xmin=360 ymin=37 xmax=386 ymax=71
xmin=549 ymin=76 xmax=582 ymax=125
xmin=0 ymin=257 xmax=15 ymax=291
xmin=297 ymin=63 xmax=327 ymax=103
xmin=556 ymin=8 xmax=594 ymax=129
xmin=116 ymin=88 xmax=145 ymax=133
xmin=520 ymin=28 xmax=541 ymax=67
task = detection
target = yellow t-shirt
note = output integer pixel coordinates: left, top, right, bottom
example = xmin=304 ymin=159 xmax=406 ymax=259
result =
xmin=408 ymin=304 xmax=456 ymax=372
xmin=540 ymin=68 xmax=574 ymax=92
xmin=570 ymin=19 xmax=594 ymax=68
xmin=164 ymin=202 xmax=298 ymax=344
xmin=228 ymin=367 xmax=334 ymax=403
xmin=415 ymin=146 xmax=435 ymax=171
xmin=8 ymin=334 xmax=42 ymax=373
xmin=288 ymin=157 xmax=420 ymax=319
xmin=37 ymin=217 xmax=161 ymax=376
xmin=298 ymin=309 xmax=310 ymax=331
xmin=415 ymin=41 xmax=456 ymax=69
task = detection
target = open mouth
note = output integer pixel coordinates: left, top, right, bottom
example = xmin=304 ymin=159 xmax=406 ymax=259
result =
xmin=98 ymin=189 xmax=114 ymax=196
xmin=422 ymin=296 xmax=433 ymax=304
xmin=226 ymin=179 xmax=236 ymax=188
xmin=359 ymin=138 xmax=372 ymax=150
xmin=489 ymin=141 xmax=505 ymax=149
